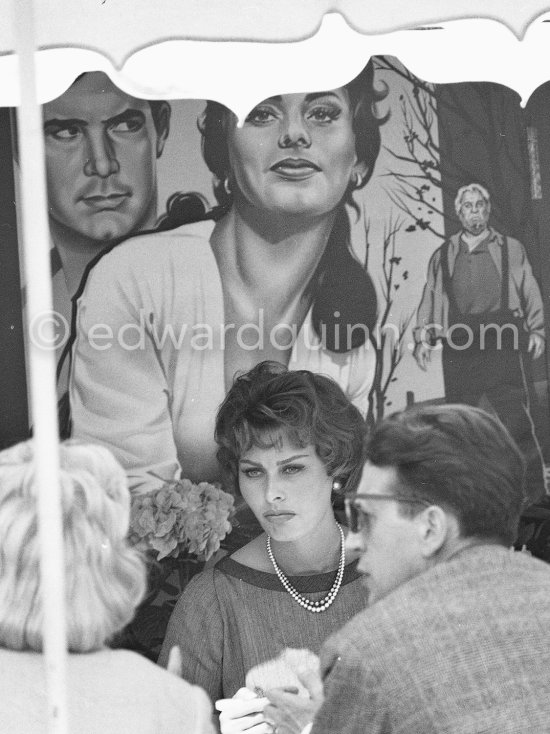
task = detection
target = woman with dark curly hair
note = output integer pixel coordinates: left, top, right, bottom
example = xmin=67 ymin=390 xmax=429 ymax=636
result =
xmin=70 ymin=59 xmax=385 ymax=493
xmin=158 ymin=362 xmax=369 ymax=729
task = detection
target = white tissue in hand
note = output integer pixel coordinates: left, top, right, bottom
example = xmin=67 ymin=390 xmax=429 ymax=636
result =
xmin=216 ymin=687 xmax=269 ymax=714
xmin=245 ymin=648 xmax=321 ymax=697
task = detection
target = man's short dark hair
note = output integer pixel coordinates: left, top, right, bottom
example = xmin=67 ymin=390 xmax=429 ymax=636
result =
xmin=365 ymin=404 xmax=525 ymax=545
xmin=215 ymin=361 xmax=366 ymax=496
xmin=60 ymin=73 xmax=170 ymax=139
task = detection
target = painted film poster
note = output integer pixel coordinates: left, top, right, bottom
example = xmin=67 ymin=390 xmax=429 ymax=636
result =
xmin=3 ymin=48 xmax=550 ymax=651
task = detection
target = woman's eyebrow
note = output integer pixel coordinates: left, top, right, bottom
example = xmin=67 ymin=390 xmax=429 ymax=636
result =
xmin=256 ymin=95 xmax=282 ymax=105
xmin=304 ymin=91 xmax=341 ymax=103
xmin=256 ymin=91 xmax=340 ymax=107
xmin=277 ymin=454 xmax=308 ymax=465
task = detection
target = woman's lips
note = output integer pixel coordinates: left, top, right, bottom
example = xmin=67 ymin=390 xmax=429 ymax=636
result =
xmin=263 ymin=511 xmax=296 ymax=524
xmin=270 ymin=158 xmax=321 ymax=180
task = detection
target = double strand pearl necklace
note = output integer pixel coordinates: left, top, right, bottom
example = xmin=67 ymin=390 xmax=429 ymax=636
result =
xmin=266 ymin=523 xmax=345 ymax=613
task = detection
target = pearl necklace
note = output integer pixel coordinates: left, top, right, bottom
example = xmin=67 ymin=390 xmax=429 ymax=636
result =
xmin=266 ymin=523 xmax=345 ymax=613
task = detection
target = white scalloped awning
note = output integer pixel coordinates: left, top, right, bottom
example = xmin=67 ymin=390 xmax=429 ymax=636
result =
xmin=1 ymin=0 xmax=549 ymax=58
xmin=1 ymin=2 xmax=550 ymax=109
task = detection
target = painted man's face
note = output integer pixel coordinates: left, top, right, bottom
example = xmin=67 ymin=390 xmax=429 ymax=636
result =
xmin=43 ymin=72 xmax=169 ymax=243
xmin=458 ymin=190 xmax=490 ymax=236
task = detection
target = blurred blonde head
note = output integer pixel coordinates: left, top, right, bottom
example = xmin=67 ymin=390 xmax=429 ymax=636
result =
xmin=0 ymin=440 xmax=146 ymax=652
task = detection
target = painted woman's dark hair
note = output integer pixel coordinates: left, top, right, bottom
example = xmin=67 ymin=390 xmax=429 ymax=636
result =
xmin=198 ymin=59 xmax=387 ymax=352
xmin=154 ymin=191 xmax=212 ymax=232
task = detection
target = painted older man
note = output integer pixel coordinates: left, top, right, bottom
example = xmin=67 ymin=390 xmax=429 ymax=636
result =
xmin=265 ymin=404 xmax=550 ymax=734
xmin=412 ymin=183 xmax=545 ymax=503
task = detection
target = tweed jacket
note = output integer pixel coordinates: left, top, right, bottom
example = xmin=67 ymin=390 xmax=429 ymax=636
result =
xmin=413 ymin=228 xmax=545 ymax=344
xmin=311 ymin=545 xmax=550 ymax=734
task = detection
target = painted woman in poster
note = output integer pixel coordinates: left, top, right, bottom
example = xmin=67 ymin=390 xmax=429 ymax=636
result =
xmin=69 ymin=60 xmax=385 ymax=493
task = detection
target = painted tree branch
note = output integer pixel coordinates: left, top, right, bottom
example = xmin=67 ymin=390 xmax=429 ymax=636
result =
xmin=365 ymin=217 xmax=414 ymax=427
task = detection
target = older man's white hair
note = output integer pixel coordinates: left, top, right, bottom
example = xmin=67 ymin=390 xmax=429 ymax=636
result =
xmin=454 ymin=183 xmax=491 ymax=216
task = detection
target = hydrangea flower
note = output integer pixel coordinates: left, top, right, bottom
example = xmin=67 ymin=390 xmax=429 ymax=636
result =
xmin=129 ymin=479 xmax=234 ymax=561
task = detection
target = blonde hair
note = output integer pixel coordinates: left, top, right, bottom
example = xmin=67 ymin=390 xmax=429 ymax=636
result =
xmin=0 ymin=440 xmax=146 ymax=652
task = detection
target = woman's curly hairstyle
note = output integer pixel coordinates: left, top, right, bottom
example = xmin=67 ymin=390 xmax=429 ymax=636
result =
xmin=215 ymin=361 xmax=367 ymax=496
xmin=0 ymin=440 xmax=146 ymax=653
xmin=198 ymin=59 xmax=387 ymax=354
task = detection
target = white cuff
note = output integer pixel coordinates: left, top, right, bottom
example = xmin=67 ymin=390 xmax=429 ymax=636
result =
xmin=300 ymin=723 xmax=313 ymax=734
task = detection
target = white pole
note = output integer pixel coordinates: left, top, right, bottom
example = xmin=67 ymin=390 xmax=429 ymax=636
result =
xmin=14 ymin=0 xmax=69 ymax=732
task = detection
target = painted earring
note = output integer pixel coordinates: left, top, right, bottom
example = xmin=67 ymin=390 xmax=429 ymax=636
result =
xmin=332 ymin=480 xmax=342 ymax=492
xmin=353 ymin=171 xmax=363 ymax=189
xmin=223 ymin=177 xmax=232 ymax=196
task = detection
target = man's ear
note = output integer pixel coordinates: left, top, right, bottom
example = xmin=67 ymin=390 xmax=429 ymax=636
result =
xmin=154 ymin=102 xmax=171 ymax=159
xmin=415 ymin=505 xmax=456 ymax=559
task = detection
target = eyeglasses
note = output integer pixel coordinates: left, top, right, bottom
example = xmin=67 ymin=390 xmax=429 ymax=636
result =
xmin=344 ymin=493 xmax=432 ymax=533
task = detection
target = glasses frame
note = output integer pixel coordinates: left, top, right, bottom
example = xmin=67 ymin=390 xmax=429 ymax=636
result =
xmin=344 ymin=492 xmax=432 ymax=533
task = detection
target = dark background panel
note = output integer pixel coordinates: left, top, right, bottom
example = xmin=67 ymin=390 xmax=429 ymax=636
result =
xmin=437 ymin=81 xmax=550 ymax=457
xmin=526 ymin=82 xmax=550 ymax=376
xmin=0 ymin=108 xmax=28 ymax=448
xmin=437 ymin=82 xmax=537 ymax=258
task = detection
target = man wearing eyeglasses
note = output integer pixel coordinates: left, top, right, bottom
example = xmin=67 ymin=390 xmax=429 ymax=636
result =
xmin=265 ymin=403 xmax=550 ymax=734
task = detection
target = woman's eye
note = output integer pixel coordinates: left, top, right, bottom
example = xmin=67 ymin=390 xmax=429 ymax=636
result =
xmin=242 ymin=468 xmax=262 ymax=478
xmin=245 ymin=106 xmax=277 ymax=125
xmin=282 ymin=465 xmax=303 ymax=475
xmin=307 ymin=105 xmax=342 ymax=123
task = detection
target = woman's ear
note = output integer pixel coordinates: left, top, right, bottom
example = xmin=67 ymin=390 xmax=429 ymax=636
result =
xmin=351 ymin=160 xmax=370 ymax=190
